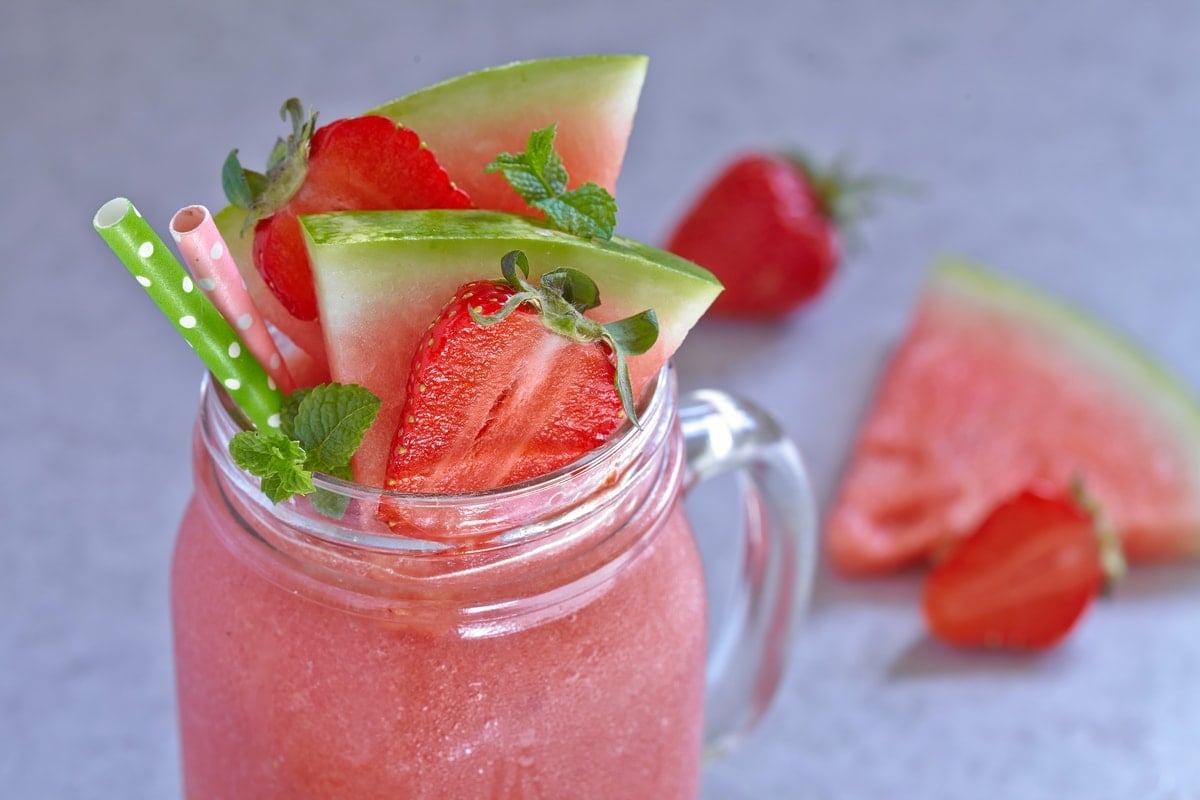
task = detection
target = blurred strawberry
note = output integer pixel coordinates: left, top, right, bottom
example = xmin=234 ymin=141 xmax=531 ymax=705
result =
xmin=665 ymin=151 xmax=882 ymax=317
xmin=922 ymin=485 xmax=1125 ymax=651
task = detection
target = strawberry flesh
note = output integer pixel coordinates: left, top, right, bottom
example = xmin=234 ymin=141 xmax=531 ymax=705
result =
xmin=254 ymin=116 xmax=472 ymax=321
xmin=921 ymin=487 xmax=1106 ymax=650
xmin=381 ymin=279 xmax=624 ymax=507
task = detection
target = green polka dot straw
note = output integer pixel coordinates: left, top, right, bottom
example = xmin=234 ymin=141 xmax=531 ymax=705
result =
xmin=93 ymin=197 xmax=283 ymax=431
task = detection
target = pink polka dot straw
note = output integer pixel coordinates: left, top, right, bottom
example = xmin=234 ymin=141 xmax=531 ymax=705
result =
xmin=170 ymin=205 xmax=295 ymax=394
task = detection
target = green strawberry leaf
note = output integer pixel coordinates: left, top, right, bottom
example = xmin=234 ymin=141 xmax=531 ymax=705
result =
xmin=472 ymin=250 xmax=658 ymax=427
xmin=221 ymin=97 xmax=318 ymax=227
xmin=602 ymin=309 xmax=659 ymax=424
xmin=500 ymin=248 xmax=532 ymax=284
xmin=541 ymin=268 xmax=601 ymax=314
xmin=783 ymin=150 xmax=914 ymax=247
xmin=485 ymin=125 xmax=617 ymax=240
xmin=603 ymin=309 xmax=659 ymax=357
xmin=222 ymin=150 xmax=266 ymax=209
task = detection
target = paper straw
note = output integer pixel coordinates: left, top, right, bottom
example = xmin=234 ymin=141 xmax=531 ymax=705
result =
xmin=169 ymin=205 xmax=295 ymax=393
xmin=93 ymin=197 xmax=282 ymax=431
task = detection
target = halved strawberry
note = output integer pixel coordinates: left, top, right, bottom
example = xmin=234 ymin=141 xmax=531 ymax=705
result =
xmin=223 ymin=100 xmax=472 ymax=321
xmin=922 ymin=484 xmax=1126 ymax=651
xmin=380 ymin=251 xmax=657 ymax=509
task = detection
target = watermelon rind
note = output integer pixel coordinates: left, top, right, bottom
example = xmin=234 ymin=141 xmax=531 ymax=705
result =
xmin=370 ymin=54 xmax=648 ymax=120
xmin=932 ymin=259 xmax=1200 ymax=471
xmin=303 ymin=208 xmax=722 ymax=485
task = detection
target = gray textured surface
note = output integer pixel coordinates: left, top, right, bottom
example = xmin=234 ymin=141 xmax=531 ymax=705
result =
xmin=4 ymin=1 xmax=1200 ymax=797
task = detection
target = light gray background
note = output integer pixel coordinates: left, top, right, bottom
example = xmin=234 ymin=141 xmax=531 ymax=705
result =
xmin=4 ymin=1 xmax=1199 ymax=797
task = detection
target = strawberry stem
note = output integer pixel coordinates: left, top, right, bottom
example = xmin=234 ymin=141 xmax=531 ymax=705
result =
xmin=784 ymin=150 xmax=912 ymax=243
xmin=1070 ymin=477 xmax=1128 ymax=593
xmin=222 ymin=98 xmax=319 ymax=229
xmin=469 ymin=250 xmax=658 ymax=425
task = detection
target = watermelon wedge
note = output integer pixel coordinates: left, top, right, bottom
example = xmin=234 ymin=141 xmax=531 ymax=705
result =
xmin=368 ymin=55 xmax=647 ymax=213
xmin=827 ymin=260 xmax=1200 ymax=575
xmin=302 ymin=209 xmax=722 ymax=486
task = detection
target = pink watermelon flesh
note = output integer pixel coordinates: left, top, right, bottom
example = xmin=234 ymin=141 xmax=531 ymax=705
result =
xmin=827 ymin=260 xmax=1200 ymax=575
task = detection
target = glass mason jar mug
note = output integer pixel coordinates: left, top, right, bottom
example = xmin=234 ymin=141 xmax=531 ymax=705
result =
xmin=173 ymin=366 xmax=816 ymax=799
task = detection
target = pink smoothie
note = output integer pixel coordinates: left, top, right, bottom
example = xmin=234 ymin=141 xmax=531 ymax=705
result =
xmin=172 ymin=455 xmax=707 ymax=798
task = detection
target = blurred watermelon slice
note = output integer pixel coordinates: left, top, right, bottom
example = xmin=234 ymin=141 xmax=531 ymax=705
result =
xmin=827 ymin=260 xmax=1200 ymax=575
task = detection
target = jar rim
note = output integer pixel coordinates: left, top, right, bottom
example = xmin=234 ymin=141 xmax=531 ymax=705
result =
xmin=199 ymin=364 xmax=678 ymax=553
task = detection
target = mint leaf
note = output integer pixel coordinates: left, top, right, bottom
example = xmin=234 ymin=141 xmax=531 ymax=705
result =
xmin=485 ymin=125 xmax=617 ymax=240
xmin=309 ymin=490 xmax=348 ymax=518
xmin=492 ymin=125 xmax=566 ymax=199
xmin=229 ymin=430 xmax=313 ymax=504
xmin=522 ymin=125 xmax=565 ymax=189
xmin=228 ymin=382 xmax=380 ymax=512
xmin=486 ymin=125 xmax=566 ymax=202
xmin=291 ymin=383 xmax=381 ymax=472
xmin=310 ymin=464 xmax=355 ymax=519
xmin=534 ymin=183 xmax=618 ymax=242
xmin=279 ymin=387 xmax=311 ymax=439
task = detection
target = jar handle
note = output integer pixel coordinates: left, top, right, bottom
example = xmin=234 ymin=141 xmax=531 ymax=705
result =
xmin=678 ymin=389 xmax=818 ymax=760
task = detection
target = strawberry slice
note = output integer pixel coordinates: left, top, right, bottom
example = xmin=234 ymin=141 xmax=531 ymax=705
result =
xmin=224 ymin=100 xmax=472 ymax=321
xmin=921 ymin=484 xmax=1126 ymax=651
xmin=380 ymin=251 xmax=657 ymax=512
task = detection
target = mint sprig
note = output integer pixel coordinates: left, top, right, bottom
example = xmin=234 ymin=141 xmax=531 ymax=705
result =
xmin=228 ymin=432 xmax=314 ymax=504
xmin=230 ymin=382 xmax=380 ymax=516
xmin=484 ymin=125 xmax=618 ymax=240
xmin=470 ymin=250 xmax=658 ymax=425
